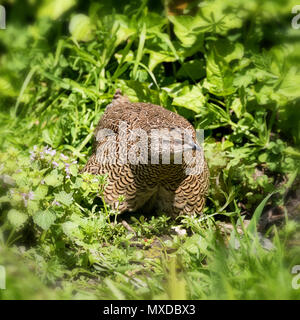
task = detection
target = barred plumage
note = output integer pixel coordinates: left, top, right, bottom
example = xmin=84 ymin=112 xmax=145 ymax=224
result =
xmin=83 ymin=90 xmax=209 ymax=216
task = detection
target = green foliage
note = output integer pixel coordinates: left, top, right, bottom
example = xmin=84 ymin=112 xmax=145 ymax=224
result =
xmin=0 ymin=0 xmax=299 ymax=300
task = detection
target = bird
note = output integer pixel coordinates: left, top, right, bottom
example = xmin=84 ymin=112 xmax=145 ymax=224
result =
xmin=83 ymin=89 xmax=209 ymax=217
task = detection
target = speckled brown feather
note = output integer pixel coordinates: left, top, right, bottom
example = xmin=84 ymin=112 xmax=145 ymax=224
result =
xmin=83 ymin=90 xmax=209 ymax=216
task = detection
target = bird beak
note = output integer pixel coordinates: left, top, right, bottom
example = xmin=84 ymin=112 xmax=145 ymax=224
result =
xmin=192 ymin=143 xmax=201 ymax=151
xmin=183 ymin=142 xmax=201 ymax=152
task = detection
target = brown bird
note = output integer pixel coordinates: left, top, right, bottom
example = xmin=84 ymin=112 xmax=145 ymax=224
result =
xmin=83 ymin=90 xmax=209 ymax=217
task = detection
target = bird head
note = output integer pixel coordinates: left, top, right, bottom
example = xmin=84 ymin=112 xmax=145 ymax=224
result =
xmin=149 ymin=127 xmax=201 ymax=165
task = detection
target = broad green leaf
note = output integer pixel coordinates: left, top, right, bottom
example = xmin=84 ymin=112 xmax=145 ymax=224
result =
xmin=42 ymin=126 xmax=63 ymax=148
xmin=221 ymin=140 xmax=234 ymax=151
xmin=277 ymin=71 xmax=300 ymax=100
xmin=233 ymin=71 xmax=254 ymax=88
xmin=198 ymin=0 xmax=243 ymax=34
xmin=13 ymin=172 xmax=30 ymax=188
xmin=176 ymin=60 xmax=206 ymax=80
xmin=254 ymin=83 xmax=279 ymax=105
xmin=204 ymin=49 xmax=236 ymax=96
xmin=54 ymin=191 xmax=73 ymax=206
xmin=38 ymin=0 xmax=76 ymax=20
xmin=214 ymin=39 xmax=244 ymax=63
xmin=231 ymin=97 xmax=245 ymax=119
xmin=113 ymin=15 xmax=136 ymax=46
xmin=0 ymin=77 xmax=18 ymax=97
xmin=27 ymin=200 xmax=39 ymax=215
xmin=62 ymin=221 xmax=84 ymax=240
xmin=145 ymin=49 xmax=176 ymax=72
xmin=118 ymin=80 xmax=160 ymax=104
xmin=7 ymin=209 xmax=28 ymax=230
xmin=144 ymin=12 xmax=167 ymax=33
xmin=169 ymin=0 xmax=243 ymax=40
xmin=69 ymin=14 xmax=94 ymax=42
xmin=34 ymin=185 xmax=48 ymax=201
xmin=167 ymin=84 xmax=206 ymax=113
xmin=44 ymin=171 xmax=63 ymax=187
xmin=33 ymin=210 xmax=56 ymax=231
xmin=168 ymin=15 xmax=204 ymax=47
xmin=69 ymin=164 xmax=78 ymax=177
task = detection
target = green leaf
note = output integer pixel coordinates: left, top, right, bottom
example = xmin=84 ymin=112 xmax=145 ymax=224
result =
xmin=0 ymin=77 xmax=18 ymax=97
xmin=144 ymin=12 xmax=167 ymax=33
xmin=34 ymin=185 xmax=48 ymax=201
xmin=166 ymin=84 xmax=206 ymax=113
xmin=33 ymin=210 xmax=56 ymax=231
xmin=69 ymin=164 xmax=78 ymax=177
xmin=7 ymin=209 xmax=28 ymax=230
xmin=42 ymin=126 xmax=63 ymax=148
xmin=62 ymin=221 xmax=84 ymax=240
xmin=277 ymin=72 xmax=300 ymax=100
xmin=27 ymin=200 xmax=39 ymax=215
xmin=38 ymin=0 xmax=76 ymax=20
xmin=214 ymin=39 xmax=244 ymax=63
xmin=176 ymin=60 xmax=206 ymax=80
xmin=44 ymin=171 xmax=63 ymax=187
xmin=204 ymin=49 xmax=236 ymax=96
xmin=113 ymin=15 xmax=136 ymax=46
xmin=247 ymin=192 xmax=275 ymax=235
xmin=198 ymin=0 xmax=243 ymax=34
xmin=145 ymin=49 xmax=176 ymax=72
xmin=118 ymin=80 xmax=160 ymax=104
xmin=231 ymin=97 xmax=244 ymax=119
xmin=54 ymin=191 xmax=73 ymax=206
xmin=133 ymin=23 xmax=146 ymax=80
xmin=69 ymin=14 xmax=94 ymax=42
xmin=168 ymin=15 xmax=204 ymax=48
xmin=233 ymin=71 xmax=254 ymax=88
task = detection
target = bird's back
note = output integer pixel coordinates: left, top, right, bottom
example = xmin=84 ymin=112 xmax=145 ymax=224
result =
xmin=97 ymin=92 xmax=194 ymax=136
